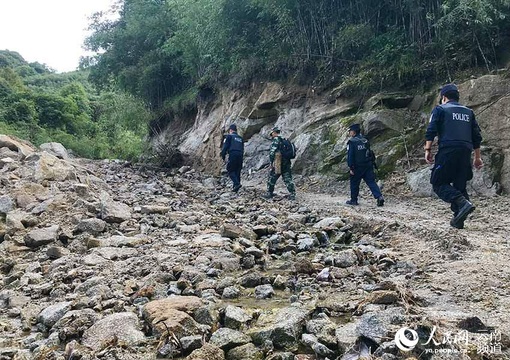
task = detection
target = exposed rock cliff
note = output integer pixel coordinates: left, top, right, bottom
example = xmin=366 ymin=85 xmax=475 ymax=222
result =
xmin=152 ymin=74 xmax=510 ymax=195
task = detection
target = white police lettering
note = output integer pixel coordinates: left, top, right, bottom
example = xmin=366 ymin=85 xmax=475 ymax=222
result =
xmin=234 ymin=138 xmax=242 ymax=143
xmin=357 ymin=144 xmax=366 ymax=150
xmin=452 ymin=113 xmax=470 ymax=122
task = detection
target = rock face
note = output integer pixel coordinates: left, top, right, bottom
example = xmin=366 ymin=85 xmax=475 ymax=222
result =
xmin=153 ymin=75 xmax=510 ymax=194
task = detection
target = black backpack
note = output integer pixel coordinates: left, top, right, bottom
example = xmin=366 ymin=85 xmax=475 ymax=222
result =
xmin=280 ymin=138 xmax=297 ymax=159
xmin=365 ymin=140 xmax=377 ymax=169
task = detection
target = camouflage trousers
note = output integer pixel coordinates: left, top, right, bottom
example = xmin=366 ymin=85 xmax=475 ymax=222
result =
xmin=267 ymin=161 xmax=295 ymax=195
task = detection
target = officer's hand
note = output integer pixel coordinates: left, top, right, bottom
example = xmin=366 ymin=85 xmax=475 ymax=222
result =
xmin=425 ymin=150 xmax=434 ymax=164
xmin=349 ymin=169 xmax=354 ymax=176
xmin=474 ymin=157 xmax=484 ymax=169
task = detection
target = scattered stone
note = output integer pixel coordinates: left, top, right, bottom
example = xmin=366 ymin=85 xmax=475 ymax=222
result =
xmin=227 ymin=343 xmax=264 ymax=360
xmin=82 ymin=312 xmax=145 ymax=351
xmin=37 ymin=301 xmax=73 ymax=328
xmin=209 ymin=328 xmax=251 ymax=351
xmin=224 ymin=305 xmax=252 ymax=330
xmin=24 ymin=225 xmax=59 ymax=248
xmin=186 ymin=343 xmax=225 ymax=360
xmin=255 ymin=284 xmax=274 ymax=299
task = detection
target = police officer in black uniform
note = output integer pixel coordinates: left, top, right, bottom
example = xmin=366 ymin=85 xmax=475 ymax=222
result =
xmin=221 ymin=124 xmax=244 ymax=192
xmin=346 ymin=124 xmax=384 ymax=206
xmin=425 ymin=83 xmax=483 ymax=229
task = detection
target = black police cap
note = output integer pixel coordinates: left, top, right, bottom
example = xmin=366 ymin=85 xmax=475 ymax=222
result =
xmin=440 ymin=84 xmax=458 ymax=97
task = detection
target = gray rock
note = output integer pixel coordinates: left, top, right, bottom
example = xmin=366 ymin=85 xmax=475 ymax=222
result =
xmin=356 ymin=307 xmax=405 ymax=344
xmin=181 ymin=335 xmax=203 ymax=354
xmin=224 ymin=305 xmax=251 ymax=330
xmin=209 ymin=328 xmax=251 ymax=351
xmin=265 ymin=352 xmax=295 ymax=360
xmin=53 ymin=309 xmax=99 ymax=341
xmin=28 ymin=152 xmax=76 ymax=182
xmin=241 ymin=255 xmax=256 ymax=269
xmin=37 ymin=301 xmax=72 ymax=328
xmin=248 ymin=305 xmax=312 ymax=348
xmin=39 ymin=142 xmax=69 ymax=159
xmin=334 ymin=250 xmax=358 ymax=268
xmin=222 ymin=286 xmax=241 ymax=299
xmin=82 ymin=312 xmax=145 ymax=351
xmin=406 ymin=167 xmax=435 ymax=197
xmin=46 ymin=247 xmax=70 ymax=259
xmin=226 ymin=343 xmax=263 ymax=360
xmin=186 ymin=343 xmax=225 ymax=360
xmin=306 ymin=315 xmax=337 ymax=347
xmin=100 ymin=192 xmax=132 ymax=223
xmin=255 ymin=284 xmax=274 ymax=299
xmin=92 ymin=247 xmax=138 ymax=260
xmin=313 ymin=217 xmax=344 ymax=230
xmin=0 ymin=195 xmax=14 ymax=214
xmin=335 ymin=321 xmax=360 ymax=354
xmin=194 ymin=306 xmax=219 ymax=326
xmin=6 ymin=211 xmax=26 ymax=234
xmin=245 ymin=246 xmax=264 ymax=259
xmin=77 ymin=218 xmax=107 ymax=235
xmin=239 ymin=272 xmax=262 ymax=288
xmin=24 ymin=225 xmax=59 ymax=248
xmin=297 ymin=236 xmax=316 ymax=252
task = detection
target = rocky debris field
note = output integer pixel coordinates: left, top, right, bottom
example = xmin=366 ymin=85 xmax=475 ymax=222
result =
xmin=1 ymin=134 xmax=510 ymax=360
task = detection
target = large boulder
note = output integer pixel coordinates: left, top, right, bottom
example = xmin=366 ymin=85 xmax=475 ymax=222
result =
xmin=39 ymin=142 xmax=70 ymax=159
xmin=24 ymin=152 xmax=76 ymax=182
xmin=0 ymin=134 xmax=36 ymax=158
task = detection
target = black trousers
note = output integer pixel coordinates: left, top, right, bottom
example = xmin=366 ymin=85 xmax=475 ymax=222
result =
xmin=226 ymin=152 xmax=243 ymax=188
xmin=350 ymin=166 xmax=382 ymax=201
xmin=430 ymin=147 xmax=473 ymax=214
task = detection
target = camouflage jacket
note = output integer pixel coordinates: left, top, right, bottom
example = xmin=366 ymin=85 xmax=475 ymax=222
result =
xmin=269 ymin=136 xmax=282 ymax=163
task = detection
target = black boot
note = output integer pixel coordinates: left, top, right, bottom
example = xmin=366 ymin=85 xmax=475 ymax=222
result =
xmin=261 ymin=192 xmax=274 ymax=199
xmin=376 ymin=196 xmax=385 ymax=207
xmin=450 ymin=196 xmax=475 ymax=229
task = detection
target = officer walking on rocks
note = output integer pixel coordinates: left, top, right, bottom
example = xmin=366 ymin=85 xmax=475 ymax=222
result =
xmin=425 ymin=83 xmax=483 ymax=228
xmin=346 ymin=124 xmax=384 ymax=206
xmin=221 ymin=124 xmax=244 ymax=192
xmin=262 ymin=127 xmax=296 ymax=200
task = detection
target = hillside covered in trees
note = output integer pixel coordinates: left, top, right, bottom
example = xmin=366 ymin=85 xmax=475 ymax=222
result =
xmin=0 ymin=50 xmax=150 ymax=160
xmin=85 ymin=0 xmax=510 ymax=114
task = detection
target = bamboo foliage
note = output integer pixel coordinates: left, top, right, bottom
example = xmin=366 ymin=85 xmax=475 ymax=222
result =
xmin=84 ymin=0 xmax=510 ymax=106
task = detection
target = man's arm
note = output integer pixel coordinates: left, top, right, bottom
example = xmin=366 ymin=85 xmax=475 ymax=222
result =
xmin=269 ymin=137 xmax=280 ymax=163
xmin=346 ymin=141 xmax=354 ymax=169
xmin=425 ymin=106 xmax=442 ymax=164
xmin=220 ymin=135 xmax=231 ymax=160
xmin=472 ymin=112 xmax=483 ymax=169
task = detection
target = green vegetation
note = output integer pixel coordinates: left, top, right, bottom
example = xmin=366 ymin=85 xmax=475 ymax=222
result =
xmin=0 ymin=50 xmax=150 ymax=160
xmin=3 ymin=0 xmax=510 ymax=161
xmin=84 ymin=0 xmax=510 ymax=110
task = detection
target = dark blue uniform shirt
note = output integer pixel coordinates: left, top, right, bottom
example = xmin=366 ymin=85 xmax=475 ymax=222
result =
xmin=347 ymin=135 xmax=371 ymax=169
xmin=426 ymin=101 xmax=482 ymax=150
xmin=221 ymin=132 xmax=244 ymax=159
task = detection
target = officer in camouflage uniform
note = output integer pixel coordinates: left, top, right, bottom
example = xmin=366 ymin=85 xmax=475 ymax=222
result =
xmin=262 ymin=127 xmax=296 ymax=200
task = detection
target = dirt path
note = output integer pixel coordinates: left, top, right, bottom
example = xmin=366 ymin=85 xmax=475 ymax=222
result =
xmin=298 ymin=189 xmax=510 ymax=338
